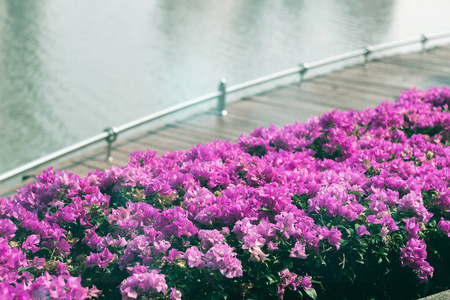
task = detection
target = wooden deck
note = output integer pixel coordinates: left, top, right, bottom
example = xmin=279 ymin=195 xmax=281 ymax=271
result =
xmin=2 ymin=45 xmax=450 ymax=197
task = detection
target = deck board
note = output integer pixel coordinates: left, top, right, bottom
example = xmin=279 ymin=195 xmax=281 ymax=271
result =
xmin=2 ymin=45 xmax=450 ymax=197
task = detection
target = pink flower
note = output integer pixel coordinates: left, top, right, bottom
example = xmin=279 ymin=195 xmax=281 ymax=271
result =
xmin=28 ymin=272 xmax=89 ymax=299
xmin=22 ymin=234 xmax=40 ymax=253
xmin=298 ymin=274 xmax=312 ymax=290
xmin=249 ymin=247 xmax=268 ymax=262
xmin=3 ymin=86 xmax=450 ymax=295
xmin=400 ymin=238 xmax=434 ymax=283
xmin=87 ymin=285 xmax=102 ymax=298
xmin=153 ymin=240 xmax=171 ymax=255
xmin=32 ymin=257 xmax=45 ymax=269
xmin=404 ymin=217 xmax=420 ymax=239
xmin=438 ymin=218 xmax=450 ymax=237
xmin=198 ymin=229 xmax=225 ymax=250
xmin=204 ymin=244 xmax=243 ymax=278
xmin=169 ymin=288 xmax=182 ymax=300
xmin=268 ymin=241 xmax=278 ymax=251
xmin=277 ymin=269 xmax=298 ymax=299
xmin=289 ymin=241 xmax=307 ymax=259
xmin=183 ymin=246 xmax=205 ymax=269
xmin=243 ymin=231 xmax=265 ymax=249
xmin=55 ymin=238 xmax=72 ymax=256
xmin=127 ymin=235 xmax=150 ymax=253
xmin=163 ymin=249 xmax=183 ymax=263
xmin=119 ymin=269 xmax=168 ymax=299
xmin=326 ymin=226 xmax=342 ymax=250
xmin=56 ymin=262 xmax=70 ymax=276
xmin=356 ymin=225 xmax=370 ymax=237
xmin=156 ymin=207 xmax=198 ymax=238
xmin=0 ymin=219 xmax=17 ymax=240
xmin=82 ymin=226 xmax=100 ymax=250
xmin=85 ymin=248 xmax=114 ymax=269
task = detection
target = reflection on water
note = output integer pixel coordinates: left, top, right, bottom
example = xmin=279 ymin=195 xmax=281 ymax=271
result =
xmin=0 ymin=0 xmax=65 ymax=169
xmin=335 ymin=0 xmax=395 ymax=44
xmin=0 ymin=0 xmax=449 ymax=173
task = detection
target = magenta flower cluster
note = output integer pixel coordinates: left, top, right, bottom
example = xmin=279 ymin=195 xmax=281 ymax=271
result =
xmin=277 ymin=268 xmax=312 ymax=299
xmin=1 ymin=87 xmax=450 ymax=298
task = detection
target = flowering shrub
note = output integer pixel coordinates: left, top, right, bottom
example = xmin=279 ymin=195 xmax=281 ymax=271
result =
xmin=1 ymin=87 xmax=450 ymax=299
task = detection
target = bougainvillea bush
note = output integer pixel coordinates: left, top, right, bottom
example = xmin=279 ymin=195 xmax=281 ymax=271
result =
xmin=2 ymin=87 xmax=450 ymax=299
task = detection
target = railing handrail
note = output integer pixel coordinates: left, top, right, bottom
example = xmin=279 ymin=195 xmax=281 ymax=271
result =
xmin=1 ymin=31 xmax=450 ymax=184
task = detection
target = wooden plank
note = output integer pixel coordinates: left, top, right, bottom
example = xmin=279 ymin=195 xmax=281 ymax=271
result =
xmin=343 ymin=62 xmax=444 ymax=89
xmin=381 ymin=57 xmax=450 ymax=74
xmin=424 ymin=51 xmax=450 ymax=60
xmin=180 ymin=121 xmax=244 ymax=140
xmin=311 ymin=76 xmax=398 ymax=99
xmin=384 ymin=55 xmax=450 ymax=70
xmin=113 ymin=137 xmax=184 ymax=161
xmin=268 ymin=86 xmax=384 ymax=113
xmin=369 ymin=57 xmax=444 ymax=72
xmin=296 ymin=82 xmax=394 ymax=109
xmin=270 ymin=85 xmax=361 ymax=108
xmin=181 ymin=115 xmax=260 ymax=137
xmin=227 ymin=103 xmax=302 ymax=127
xmin=331 ymin=66 xmax=423 ymax=91
xmin=165 ymin=124 xmax=235 ymax=143
xmin=131 ymin=138 xmax=190 ymax=153
xmin=208 ymin=113 xmax=273 ymax=132
xmin=297 ymin=79 xmax=394 ymax=103
xmin=400 ymin=53 xmax=450 ymax=66
xmin=251 ymin=93 xmax=339 ymax=115
xmin=424 ymin=47 xmax=450 ymax=57
xmin=243 ymin=96 xmax=334 ymax=122
xmin=321 ymin=68 xmax=413 ymax=94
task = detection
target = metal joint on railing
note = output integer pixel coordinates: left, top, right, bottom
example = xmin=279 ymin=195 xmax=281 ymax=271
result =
xmin=363 ymin=46 xmax=373 ymax=69
xmin=216 ymin=78 xmax=228 ymax=116
xmin=421 ymin=34 xmax=429 ymax=54
xmin=298 ymin=63 xmax=309 ymax=86
xmin=104 ymin=127 xmax=119 ymax=161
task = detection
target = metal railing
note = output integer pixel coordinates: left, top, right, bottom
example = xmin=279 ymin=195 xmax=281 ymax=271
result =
xmin=1 ymin=31 xmax=450 ymax=184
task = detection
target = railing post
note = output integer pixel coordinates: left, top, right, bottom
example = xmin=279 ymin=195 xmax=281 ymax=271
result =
xmin=298 ymin=63 xmax=309 ymax=86
xmin=216 ymin=78 xmax=228 ymax=116
xmin=421 ymin=34 xmax=429 ymax=54
xmin=363 ymin=46 xmax=372 ymax=69
xmin=104 ymin=127 xmax=118 ymax=161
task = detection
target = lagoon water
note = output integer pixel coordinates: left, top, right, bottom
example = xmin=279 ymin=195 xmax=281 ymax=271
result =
xmin=1 ymin=0 xmax=450 ymax=174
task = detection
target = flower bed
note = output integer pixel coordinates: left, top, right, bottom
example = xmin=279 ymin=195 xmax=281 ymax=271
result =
xmin=1 ymin=87 xmax=450 ymax=299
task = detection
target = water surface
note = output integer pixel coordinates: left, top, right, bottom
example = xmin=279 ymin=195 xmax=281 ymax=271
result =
xmin=1 ymin=0 xmax=450 ymax=173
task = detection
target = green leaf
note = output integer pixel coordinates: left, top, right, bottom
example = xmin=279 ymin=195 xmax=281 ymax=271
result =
xmin=264 ymin=274 xmax=277 ymax=285
xmin=377 ymin=248 xmax=386 ymax=255
xmin=304 ymin=288 xmax=317 ymax=300
xmin=39 ymin=247 xmax=52 ymax=254
xmin=283 ymin=260 xmax=293 ymax=270
xmin=259 ymin=207 xmax=272 ymax=212
xmin=54 ymin=256 xmax=64 ymax=262
xmin=18 ymin=266 xmax=36 ymax=274
xmin=340 ymin=238 xmax=349 ymax=248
